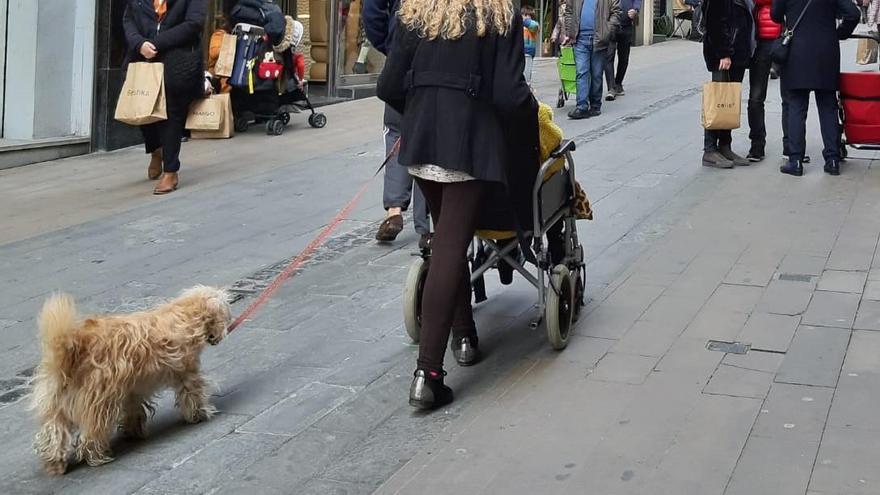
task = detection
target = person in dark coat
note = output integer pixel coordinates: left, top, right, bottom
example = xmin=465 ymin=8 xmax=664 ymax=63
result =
xmin=700 ymin=0 xmax=755 ymax=168
xmin=772 ymin=0 xmax=860 ymax=176
xmin=377 ymin=0 xmax=538 ymax=410
xmin=362 ymin=0 xmax=431 ymax=247
xmin=123 ymin=0 xmax=207 ymax=195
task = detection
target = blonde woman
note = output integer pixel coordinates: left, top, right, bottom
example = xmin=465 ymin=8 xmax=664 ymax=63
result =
xmin=378 ymin=0 xmax=538 ymax=409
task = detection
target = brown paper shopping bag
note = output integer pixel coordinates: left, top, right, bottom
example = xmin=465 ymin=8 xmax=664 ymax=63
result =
xmin=214 ymin=34 xmax=237 ymax=77
xmin=191 ymin=93 xmax=234 ymax=139
xmin=701 ymin=81 xmax=742 ymax=130
xmin=185 ymin=97 xmax=224 ymax=131
xmin=857 ymin=37 xmax=879 ymax=65
xmin=114 ymin=62 xmax=167 ymax=126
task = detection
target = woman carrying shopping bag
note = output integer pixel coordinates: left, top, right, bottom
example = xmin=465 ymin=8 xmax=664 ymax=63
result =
xmin=123 ymin=0 xmax=208 ymax=195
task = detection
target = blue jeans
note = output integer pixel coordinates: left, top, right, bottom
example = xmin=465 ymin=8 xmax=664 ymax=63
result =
xmin=574 ymin=33 xmax=605 ymax=112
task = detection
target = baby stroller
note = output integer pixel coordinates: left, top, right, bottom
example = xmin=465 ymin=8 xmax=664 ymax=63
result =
xmin=838 ymin=32 xmax=880 ymax=159
xmin=229 ymin=22 xmax=327 ymax=135
xmin=557 ymin=46 xmax=577 ymax=108
xmin=402 ymin=141 xmax=586 ymax=351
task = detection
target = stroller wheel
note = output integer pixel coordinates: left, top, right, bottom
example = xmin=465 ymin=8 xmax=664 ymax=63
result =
xmin=269 ymin=120 xmax=285 ymax=136
xmin=234 ymin=116 xmax=249 ymax=133
xmin=557 ymin=89 xmax=566 ymax=109
xmin=839 ymin=141 xmax=848 ymax=161
xmin=308 ymin=113 xmax=327 ymax=129
xmin=546 ymin=265 xmax=574 ymax=351
xmin=280 ymin=112 xmax=290 ymax=125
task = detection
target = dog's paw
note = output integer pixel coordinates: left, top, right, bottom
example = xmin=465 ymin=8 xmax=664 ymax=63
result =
xmin=43 ymin=460 xmax=68 ymax=476
xmin=85 ymin=452 xmax=114 ymax=467
xmin=118 ymin=422 xmax=149 ymax=440
xmin=184 ymin=405 xmax=217 ymax=424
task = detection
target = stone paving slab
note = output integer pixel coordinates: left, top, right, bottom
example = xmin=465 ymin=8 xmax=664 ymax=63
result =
xmin=724 ymin=435 xmax=818 ymax=495
xmin=737 ymin=312 xmax=800 ymax=352
xmin=776 ymin=326 xmax=851 ymax=388
xmin=809 ymin=426 xmax=880 ymax=495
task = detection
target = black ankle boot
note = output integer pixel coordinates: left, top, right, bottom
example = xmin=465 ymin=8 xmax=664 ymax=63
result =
xmin=451 ymin=336 xmax=481 ymax=367
xmin=780 ymin=159 xmax=804 ymax=177
xmin=824 ymin=159 xmax=840 ymax=176
xmin=409 ymin=370 xmax=453 ymax=410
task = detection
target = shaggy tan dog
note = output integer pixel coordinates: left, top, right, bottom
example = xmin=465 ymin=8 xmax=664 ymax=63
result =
xmin=31 ymin=286 xmax=231 ymax=475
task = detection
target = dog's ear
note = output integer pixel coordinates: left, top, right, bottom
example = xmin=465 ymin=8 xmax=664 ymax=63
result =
xmin=206 ymin=290 xmax=230 ymax=311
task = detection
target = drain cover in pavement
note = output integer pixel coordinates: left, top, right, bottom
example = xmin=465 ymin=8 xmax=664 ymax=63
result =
xmin=778 ymin=273 xmax=814 ymax=283
xmin=706 ymin=340 xmax=751 ymax=354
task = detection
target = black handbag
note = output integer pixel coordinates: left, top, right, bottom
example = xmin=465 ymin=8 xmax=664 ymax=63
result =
xmin=770 ymin=0 xmax=815 ymax=73
xmin=162 ymin=45 xmax=204 ymax=99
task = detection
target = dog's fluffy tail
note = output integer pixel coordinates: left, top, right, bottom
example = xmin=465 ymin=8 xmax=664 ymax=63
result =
xmin=36 ymin=293 xmax=79 ymax=380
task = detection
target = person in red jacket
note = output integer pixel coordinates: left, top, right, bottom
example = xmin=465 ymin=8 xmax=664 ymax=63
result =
xmin=746 ymin=0 xmax=783 ymax=162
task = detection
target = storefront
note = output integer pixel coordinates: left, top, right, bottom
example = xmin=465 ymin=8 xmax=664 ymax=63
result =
xmin=0 ymin=0 xmax=96 ymax=168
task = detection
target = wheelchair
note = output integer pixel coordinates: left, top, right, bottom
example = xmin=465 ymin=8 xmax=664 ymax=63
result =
xmin=403 ymin=140 xmax=586 ymax=351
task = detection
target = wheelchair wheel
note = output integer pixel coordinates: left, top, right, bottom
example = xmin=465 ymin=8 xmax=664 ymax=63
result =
xmin=546 ymin=265 xmax=574 ymax=350
xmin=403 ymin=257 xmax=429 ymax=344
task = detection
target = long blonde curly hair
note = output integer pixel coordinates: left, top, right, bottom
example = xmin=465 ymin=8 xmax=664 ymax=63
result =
xmin=398 ymin=0 xmax=515 ymax=40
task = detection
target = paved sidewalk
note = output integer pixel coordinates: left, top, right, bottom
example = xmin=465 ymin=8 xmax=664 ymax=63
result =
xmin=1 ymin=39 xmax=879 ymax=495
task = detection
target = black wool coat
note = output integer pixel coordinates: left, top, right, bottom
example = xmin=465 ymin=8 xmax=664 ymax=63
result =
xmin=771 ymin=0 xmax=860 ymax=91
xmin=122 ymin=0 xmax=207 ymax=69
xmin=377 ymin=14 xmax=540 ymax=232
xmin=702 ymin=0 xmax=755 ymax=71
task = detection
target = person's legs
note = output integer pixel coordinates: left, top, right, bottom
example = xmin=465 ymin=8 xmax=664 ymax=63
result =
xmin=573 ymin=35 xmax=590 ymax=112
xmin=717 ymin=67 xmax=748 ymax=164
xmin=786 ymin=89 xmax=810 ymax=162
xmin=524 ymin=54 xmax=534 ymax=84
xmin=415 ymin=179 xmax=484 ymax=374
xmin=814 ymin=90 xmax=841 ymax=162
xmin=589 ymin=46 xmax=606 ymax=111
xmin=603 ymin=41 xmax=616 ymax=99
xmin=142 ymin=122 xmax=163 ymax=179
xmin=412 ymin=183 xmax=430 ymax=236
xmin=158 ymin=95 xmax=188 ymax=173
xmin=614 ymin=26 xmax=633 ymax=90
xmin=748 ymin=40 xmax=773 ymax=157
xmin=781 ymin=86 xmax=791 ymax=156
xmin=378 ymin=105 xmax=413 ymax=240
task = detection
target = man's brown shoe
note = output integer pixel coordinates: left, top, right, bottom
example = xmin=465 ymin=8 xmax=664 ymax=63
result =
xmin=153 ymin=172 xmax=178 ymax=195
xmin=375 ymin=214 xmax=404 ymax=241
xmin=148 ymin=150 xmax=163 ymax=180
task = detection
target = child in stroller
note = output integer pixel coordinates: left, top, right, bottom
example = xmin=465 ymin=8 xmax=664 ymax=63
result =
xmin=225 ymin=10 xmax=327 ymax=135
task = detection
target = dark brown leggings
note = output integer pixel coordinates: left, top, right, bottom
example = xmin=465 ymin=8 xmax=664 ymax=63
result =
xmin=415 ymin=178 xmax=485 ymax=373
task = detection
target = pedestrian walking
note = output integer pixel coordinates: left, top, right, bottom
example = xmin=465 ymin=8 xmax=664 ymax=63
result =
xmin=564 ymin=0 xmax=622 ymax=119
xmin=122 ymin=0 xmax=208 ymax=195
xmin=745 ymin=0 xmax=783 ymax=162
xmin=772 ymin=0 xmax=860 ymax=176
xmin=363 ymin=0 xmax=432 ymax=247
xmin=700 ymin=0 xmax=755 ymax=168
xmin=377 ymin=0 xmax=538 ymax=410
xmin=522 ymin=5 xmax=540 ymax=83
xmin=604 ymin=0 xmax=640 ymax=101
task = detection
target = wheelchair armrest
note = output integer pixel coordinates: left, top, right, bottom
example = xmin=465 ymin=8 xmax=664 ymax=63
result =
xmin=549 ymin=140 xmax=576 ymax=159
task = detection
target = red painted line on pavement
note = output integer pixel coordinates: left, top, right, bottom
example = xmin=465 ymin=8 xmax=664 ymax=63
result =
xmin=227 ymin=179 xmax=374 ymax=333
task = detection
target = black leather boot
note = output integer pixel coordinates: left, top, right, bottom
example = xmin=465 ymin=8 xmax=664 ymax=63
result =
xmin=451 ymin=337 xmax=481 ymax=367
xmin=409 ymin=370 xmax=453 ymax=410
xmin=824 ymin=159 xmax=840 ymax=176
xmin=780 ymin=159 xmax=804 ymax=177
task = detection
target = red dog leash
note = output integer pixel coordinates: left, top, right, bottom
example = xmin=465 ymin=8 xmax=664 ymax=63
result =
xmin=227 ymin=139 xmax=401 ymax=333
